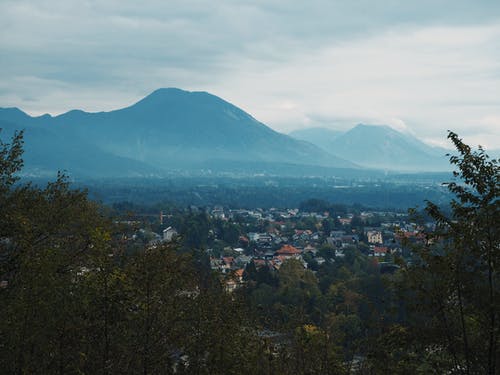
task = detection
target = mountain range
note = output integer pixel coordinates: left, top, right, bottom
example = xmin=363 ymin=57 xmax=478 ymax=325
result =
xmin=0 ymin=88 xmax=452 ymax=177
xmin=289 ymin=125 xmax=450 ymax=171
xmin=0 ymin=89 xmax=359 ymax=177
xmin=288 ymin=127 xmax=343 ymax=153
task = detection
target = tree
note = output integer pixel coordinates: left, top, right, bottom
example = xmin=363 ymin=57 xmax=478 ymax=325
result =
xmin=120 ymin=244 xmax=196 ymax=374
xmin=0 ymin=130 xmax=24 ymax=239
xmin=0 ymin=130 xmax=121 ymax=373
xmin=0 ymin=131 xmax=262 ymax=374
xmin=401 ymin=132 xmax=499 ymax=374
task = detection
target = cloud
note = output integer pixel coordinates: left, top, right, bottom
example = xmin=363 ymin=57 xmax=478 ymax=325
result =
xmin=0 ymin=0 xmax=499 ymax=147
xmin=212 ymin=23 xmax=500 ymax=148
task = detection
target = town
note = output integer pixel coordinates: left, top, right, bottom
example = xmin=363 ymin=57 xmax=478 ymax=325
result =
xmin=2 ymin=129 xmax=496 ymax=374
xmin=123 ymin=202 xmax=432 ymax=292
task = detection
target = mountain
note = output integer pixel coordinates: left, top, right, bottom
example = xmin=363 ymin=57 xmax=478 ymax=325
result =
xmin=289 ymin=127 xmax=343 ymax=153
xmin=485 ymin=148 xmax=500 ymax=159
xmin=326 ymin=124 xmax=450 ymax=171
xmin=0 ymin=118 xmax=160 ymax=177
xmin=0 ymin=89 xmax=357 ymax=177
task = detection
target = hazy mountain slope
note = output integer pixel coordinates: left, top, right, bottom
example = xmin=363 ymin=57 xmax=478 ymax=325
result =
xmin=289 ymin=127 xmax=343 ymax=153
xmin=328 ymin=124 xmax=450 ymax=171
xmin=0 ymin=119 xmax=160 ymax=177
xmin=0 ymin=88 xmax=358 ymax=177
xmin=48 ymin=88 xmax=356 ymax=169
xmin=484 ymin=148 xmax=500 ymax=159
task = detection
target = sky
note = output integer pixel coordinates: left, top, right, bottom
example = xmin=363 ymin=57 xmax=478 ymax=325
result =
xmin=1 ymin=0 xmax=500 ymax=149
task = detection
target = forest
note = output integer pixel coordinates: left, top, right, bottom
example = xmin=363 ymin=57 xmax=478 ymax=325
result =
xmin=69 ymin=173 xmax=452 ymax=211
xmin=1 ymin=130 xmax=498 ymax=374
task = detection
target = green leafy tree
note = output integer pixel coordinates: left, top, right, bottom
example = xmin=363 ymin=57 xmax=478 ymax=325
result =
xmin=119 ymin=245 xmax=196 ymax=374
xmin=0 ymin=130 xmax=120 ymax=373
xmin=0 ymin=131 xmax=264 ymax=374
xmin=400 ymin=132 xmax=499 ymax=374
xmin=288 ymin=324 xmax=345 ymax=375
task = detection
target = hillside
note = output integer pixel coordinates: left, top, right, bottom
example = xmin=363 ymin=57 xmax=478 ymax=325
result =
xmin=289 ymin=127 xmax=343 ymax=153
xmin=0 ymin=89 xmax=357 ymax=177
xmin=293 ymin=124 xmax=450 ymax=171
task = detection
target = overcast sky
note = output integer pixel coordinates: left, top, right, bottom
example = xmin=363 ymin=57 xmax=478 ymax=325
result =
xmin=1 ymin=0 xmax=499 ymax=148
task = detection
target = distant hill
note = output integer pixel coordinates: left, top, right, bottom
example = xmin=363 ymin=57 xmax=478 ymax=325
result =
xmin=293 ymin=124 xmax=450 ymax=171
xmin=289 ymin=127 xmax=343 ymax=153
xmin=0 ymin=118 xmax=160 ymax=177
xmin=0 ymin=89 xmax=357 ymax=177
xmin=484 ymin=148 xmax=500 ymax=159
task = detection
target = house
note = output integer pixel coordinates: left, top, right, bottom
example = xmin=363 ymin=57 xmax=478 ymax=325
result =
xmin=257 ymin=234 xmax=273 ymax=244
xmin=330 ymin=230 xmax=346 ymax=238
xmin=248 ymin=232 xmax=259 ymax=241
xmin=253 ymin=259 xmax=267 ymax=269
xmin=221 ymin=257 xmax=236 ymax=273
xmin=303 ymin=244 xmax=318 ymax=255
xmin=311 ymin=232 xmax=321 ymax=241
xmin=235 ymin=255 xmax=252 ymax=267
xmin=292 ymin=229 xmax=314 ymax=241
xmin=248 ymin=232 xmax=273 ymax=244
xmin=210 ymin=257 xmax=224 ymax=270
xmin=233 ymin=247 xmax=245 ymax=254
xmin=373 ymin=246 xmax=389 ymax=257
xmin=263 ymin=250 xmax=275 ymax=259
xmin=225 ymin=268 xmax=244 ymax=291
xmin=238 ymin=235 xmax=249 ymax=246
xmin=234 ymin=268 xmax=244 ymax=282
xmin=275 ymin=244 xmax=302 ymax=259
xmin=339 ymin=217 xmax=352 ymax=226
xmin=335 ymin=249 xmax=345 ymax=258
xmin=163 ymin=226 xmax=178 ymax=242
xmin=211 ymin=207 xmax=226 ymax=219
xmin=367 ymin=230 xmax=383 ymax=244
xmin=340 ymin=235 xmax=359 ymax=247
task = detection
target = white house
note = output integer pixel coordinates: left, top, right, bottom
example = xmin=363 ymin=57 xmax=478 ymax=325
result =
xmin=163 ymin=226 xmax=178 ymax=242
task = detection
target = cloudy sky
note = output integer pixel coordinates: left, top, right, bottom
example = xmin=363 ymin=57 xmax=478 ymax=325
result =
xmin=1 ymin=0 xmax=499 ymax=148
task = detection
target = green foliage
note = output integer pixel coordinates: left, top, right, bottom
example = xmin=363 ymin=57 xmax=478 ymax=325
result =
xmin=177 ymin=212 xmax=210 ymax=249
xmin=4 ymin=130 xmax=493 ymax=374
xmin=0 ymin=133 xmax=261 ymax=374
xmin=397 ymin=132 xmax=500 ymax=374
xmin=0 ymin=129 xmax=23 ymax=191
xmin=214 ymin=219 xmax=241 ymax=246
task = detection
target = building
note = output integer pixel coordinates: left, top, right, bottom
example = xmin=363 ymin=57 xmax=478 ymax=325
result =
xmin=163 ymin=226 xmax=178 ymax=242
xmin=275 ymin=244 xmax=302 ymax=259
xmin=367 ymin=230 xmax=383 ymax=244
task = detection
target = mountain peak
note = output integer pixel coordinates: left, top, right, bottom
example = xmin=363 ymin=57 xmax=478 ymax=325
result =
xmin=132 ymin=88 xmax=223 ymax=110
xmin=150 ymin=87 xmax=189 ymax=96
xmin=0 ymin=107 xmax=26 ymax=114
xmin=0 ymin=107 xmax=31 ymax=124
xmin=0 ymin=88 xmax=359 ymax=175
xmin=135 ymin=88 xmax=187 ymax=105
xmin=328 ymin=124 xmax=449 ymax=171
xmin=353 ymin=124 xmax=393 ymax=132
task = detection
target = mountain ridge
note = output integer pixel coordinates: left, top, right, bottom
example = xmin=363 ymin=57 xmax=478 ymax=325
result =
xmin=294 ymin=124 xmax=450 ymax=171
xmin=289 ymin=127 xmax=343 ymax=154
xmin=0 ymin=88 xmax=358 ymax=177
